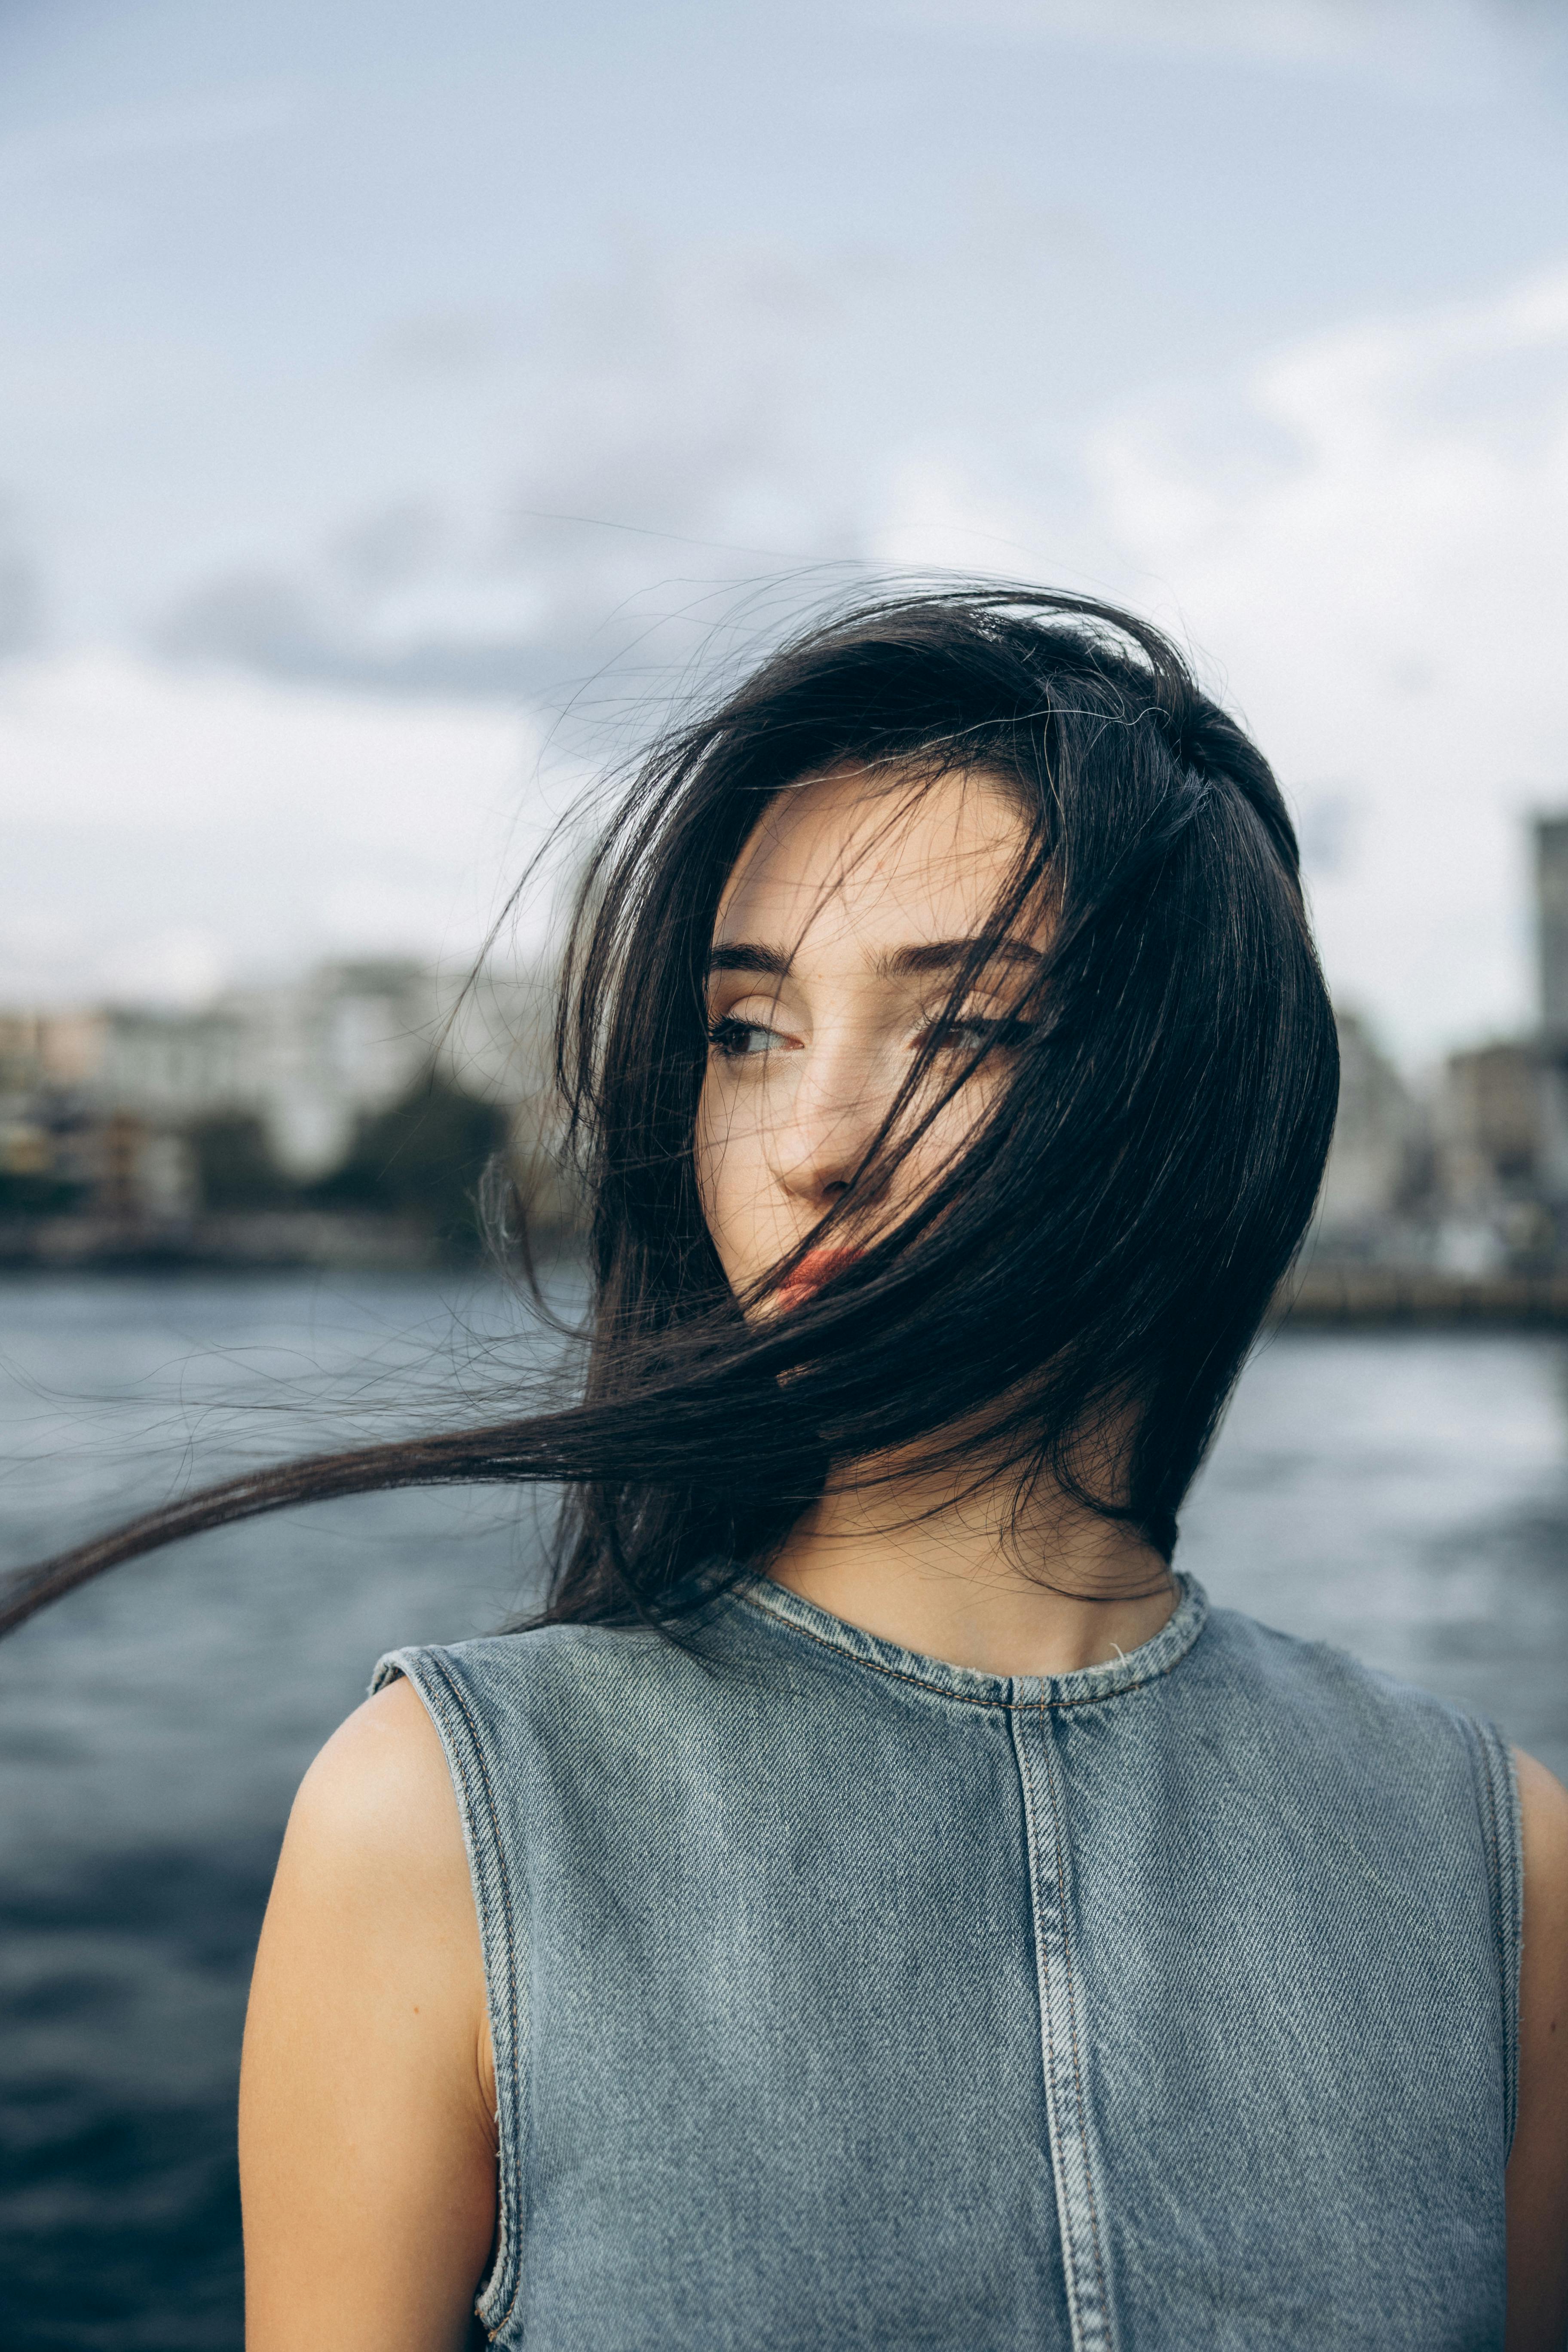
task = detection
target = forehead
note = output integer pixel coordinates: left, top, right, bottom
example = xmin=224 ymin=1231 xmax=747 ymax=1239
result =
xmin=713 ymin=765 xmax=1026 ymax=951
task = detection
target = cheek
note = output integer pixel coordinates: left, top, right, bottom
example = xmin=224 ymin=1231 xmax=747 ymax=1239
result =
xmin=903 ymin=1064 xmax=1006 ymax=1186
xmin=693 ymin=1075 xmax=750 ymax=1233
xmin=695 ymin=1078 xmax=781 ymax=1281
xmin=693 ymin=1078 xmax=722 ymax=1222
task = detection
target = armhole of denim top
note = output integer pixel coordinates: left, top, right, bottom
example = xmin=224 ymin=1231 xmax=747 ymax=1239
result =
xmin=371 ymin=1646 xmax=527 ymax=2342
xmin=1461 ymin=1711 xmax=1524 ymax=2156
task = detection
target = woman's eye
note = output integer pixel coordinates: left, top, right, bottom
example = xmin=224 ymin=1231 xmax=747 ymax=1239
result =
xmin=708 ymin=1015 xmax=785 ymax=1060
xmin=927 ymin=1014 xmax=1034 ymax=1052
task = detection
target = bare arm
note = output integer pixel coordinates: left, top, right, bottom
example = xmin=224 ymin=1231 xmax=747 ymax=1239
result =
xmin=240 ymin=1678 xmax=497 ymax=2352
xmin=1506 ymin=1749 xmax=1568 ymax=2352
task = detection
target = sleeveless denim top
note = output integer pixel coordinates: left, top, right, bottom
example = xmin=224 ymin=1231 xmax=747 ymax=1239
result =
xmin=374 ymin=1574 xmax=1521 ymax=2351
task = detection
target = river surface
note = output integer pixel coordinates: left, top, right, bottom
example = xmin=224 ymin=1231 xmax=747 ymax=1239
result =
xmin=1 ymin=1274 xmax=1565 ymax=2348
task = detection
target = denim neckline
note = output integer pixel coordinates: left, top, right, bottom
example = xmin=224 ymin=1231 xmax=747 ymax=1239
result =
xmin=731 ymin=1568 xmax=1209 ymax=1712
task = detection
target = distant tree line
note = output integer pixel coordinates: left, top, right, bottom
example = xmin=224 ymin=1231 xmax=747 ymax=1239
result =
xmin=193 ymin=1073 xmax=530 ymax=1253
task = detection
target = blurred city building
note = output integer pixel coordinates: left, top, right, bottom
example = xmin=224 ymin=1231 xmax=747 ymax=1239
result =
xmin=1300 ymin=805 xmax=1568 ymax=1302
xmin=1412 ymin=814 xmax=1568 ymax=1277
xmin=1311 ymin=1009 xmax=1428 ymax=1257
xmin=1538 ymin=816 xmax=1568 ymax=1038
xmin=0 ymin=961 xmax=569 ymax=1261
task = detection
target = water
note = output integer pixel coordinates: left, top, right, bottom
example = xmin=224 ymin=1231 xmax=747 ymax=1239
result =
xmin=1 ymin=1277 xmax=1565 ymax=2349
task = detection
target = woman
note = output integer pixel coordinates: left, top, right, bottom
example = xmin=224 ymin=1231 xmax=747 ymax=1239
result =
xmin=8 ymin=589 xmax=1566 ymax=2347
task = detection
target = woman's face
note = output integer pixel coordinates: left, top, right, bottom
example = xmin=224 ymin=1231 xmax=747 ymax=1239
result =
xmin=695 ymin=763 xmax=1041 ymax=1306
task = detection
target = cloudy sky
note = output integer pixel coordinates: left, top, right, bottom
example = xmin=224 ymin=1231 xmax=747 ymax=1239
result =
xmin=3 ymin=0 xmax=1567 ymax=1061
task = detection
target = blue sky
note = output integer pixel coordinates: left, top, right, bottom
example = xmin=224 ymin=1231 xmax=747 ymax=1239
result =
xmin=3 ymin=0 xmax=1567 ymax=1057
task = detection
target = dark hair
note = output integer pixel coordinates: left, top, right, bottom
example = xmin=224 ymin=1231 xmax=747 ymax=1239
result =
xmin=0 ymin=584 xmax=1338 ymax=1639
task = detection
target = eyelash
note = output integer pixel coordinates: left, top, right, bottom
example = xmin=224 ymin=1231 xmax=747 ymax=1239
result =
xmin=928 ymin=1014 xmax=1035 ymax=1052
xmin=706 ymin=1013 xmax=1035 ymax=1061
xmin=707 ymin=1016 xmax=779 ymax=1060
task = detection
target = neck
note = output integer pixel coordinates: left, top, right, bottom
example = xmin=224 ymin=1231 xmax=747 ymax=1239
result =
xmin=767 ymin=1456 xmax=1176 ymax=1677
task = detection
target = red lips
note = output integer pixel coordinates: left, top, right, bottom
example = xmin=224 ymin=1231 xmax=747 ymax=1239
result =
xmin=775 ymin=1247 xmax=862 ymax=1298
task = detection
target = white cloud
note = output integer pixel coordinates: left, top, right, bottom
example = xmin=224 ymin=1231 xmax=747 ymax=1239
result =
xmin=865 ymin=258 xmax=1568 ymax=1064
xmin=1089 ymin=263 xmax=1568 ymax=1061
xmin=0 ymin=89 xmax=302 ymax=185
xmin=0 ymin=651 xmax=574 ymax=1006
xmin=147 ymin=239 xmax=868 ymax=702
xmin=874 ymin=0 xmax=1519 ymax=86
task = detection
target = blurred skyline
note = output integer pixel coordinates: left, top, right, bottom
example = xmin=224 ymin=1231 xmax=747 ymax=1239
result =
xmin=3 ymin=0 xmax=1568 ymax=1063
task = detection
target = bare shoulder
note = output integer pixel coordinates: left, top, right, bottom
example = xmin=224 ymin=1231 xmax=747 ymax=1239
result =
xmin=1513 ymin=1746 xmax=1568 ymax=2102
xmin=1505 ymin=1749 xmax=1568 ymax=2352
xmin=256 ymin=1669 xmax=487 ymax=2059
xmin=1515 ymin=1746 xmax=1568 ymax=2039
xmin=288 ymin=1674 xmax=465 ymax=1880
xmin=242 ymin=1675 xmax=496 ymax=2350
xmin=271 ymin=1673 xmax=487 ymax=2069
xmin=1515 ymin=1746 xmax=1568 ymax=1874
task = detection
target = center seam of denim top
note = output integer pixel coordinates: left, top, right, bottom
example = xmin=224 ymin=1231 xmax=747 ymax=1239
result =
xmin=731 ymin=1571 xmax=1209 ymax=1712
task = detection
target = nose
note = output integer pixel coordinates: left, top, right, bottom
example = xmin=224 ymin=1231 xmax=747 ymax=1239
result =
xmin=768 ymin=1031 xmax=891 ymax=1213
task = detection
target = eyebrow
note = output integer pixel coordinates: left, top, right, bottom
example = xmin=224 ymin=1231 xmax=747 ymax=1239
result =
xmin=706 ymin=938 xmax=1044 ymax=980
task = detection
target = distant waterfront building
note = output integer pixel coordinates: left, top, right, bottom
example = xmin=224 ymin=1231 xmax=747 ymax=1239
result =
xmin=1418 ymin=816 xmax=1568 ymax=1263
xmin=1535 ymin=815 xmax=1568 ymax=1210
xmin=0 ymin=1010 xmax=106 ymax=1090
xmin=0 ymin=1011 xmax=111 ymax=1214
xmin=0 ymin=959 xmax=565 ymax=1224
xmin=1536 ymin=815 xmax=1568 ymax=1041
xmin=224 ymin=960 xmax=441 ymax=1177
xmin=78 ymin=960 xmax=446 ymax=1181
xmin=1436 ymin=1042 xmax=1546 ymax=1211
xmin=93 ymin=1111 xmax=197 ymax=1222
xmin=101 ymin=1005 xmax=248 ymax=1125
xmin=1313 ymin=1009 xmax=1427 ymax=1252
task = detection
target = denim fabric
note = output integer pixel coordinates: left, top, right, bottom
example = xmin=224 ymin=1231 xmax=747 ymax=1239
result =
xmin=374 ymin=1574 xmax=1520 ymax=2350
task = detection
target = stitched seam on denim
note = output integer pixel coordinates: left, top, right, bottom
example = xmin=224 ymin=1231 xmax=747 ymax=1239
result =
xmin=416 ymin=1652 xmax=528 ymax=2337
xmin=1009 ymin=1710 xmax=1078 ymax=2340
xmin=1498 ymin=1737 xmax=1523 ymax=2154
xmin=1467 ymin=1715 xmax=1522 ymax=2153
xmin=736 ymin=1588 xmax=1200 ymax=1711
xmin=1479 ymin=1731 xmax=1511 ymax=2155
xmin=1473 ymin=1721 xmax=1501 ymax=1932
xmin=1038 ymin=1695 xmax=1115 ymax=2347
xmin=1012 ymin=1704 xmax=1108 ymax=2352
xmin=1461 ymin=1714 xmax=1508 ymax=2144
